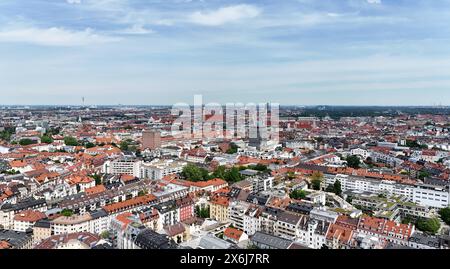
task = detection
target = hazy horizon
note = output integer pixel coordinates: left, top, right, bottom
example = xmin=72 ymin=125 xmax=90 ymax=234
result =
xmin=1 ymin=103 xmax=449 ymax=108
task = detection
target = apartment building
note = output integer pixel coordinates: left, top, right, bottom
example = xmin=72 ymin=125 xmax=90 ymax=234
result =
xmin=0 ymin=198 xmax=47 ymax=229
xmin=228 ymin=201 xmax=250 ymax=230
xmin=140 ymin=159 xmax=187 ymax=180
xmin=357 ymin=216 xmax=415 ymax=246
xmin=13 ymin=210 xmax=47 ymax=232
xmin=152 ymin=200 xmax=180 ymax=230
xmin=243 ymin=206 xmax=262 ymax=236
xmin=296 ymin=216 xmax=330 ymax=249
xmin=209 ymin=196 xmax=230 ymax=223
xmin=413 ymin=183 xmax=450 ymax=209
xmin=51 ymin=214 xmax=92 ymax=235
xmin=275 ymin=211 xmax=302 ymax=240
xmin=103 ymin=158 xmax=141 ymax=177
xmin=247 ymin=174 xmax=274 ymax=193
xmin=325 ymin=174 xmax=450 ymax=208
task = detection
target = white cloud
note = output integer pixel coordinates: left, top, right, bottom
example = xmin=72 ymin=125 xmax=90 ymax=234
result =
xmin=189 ymin=4 xmax=260 ymax=26
xmin=67 ymin=0 xmax=82 ymax=4
xmin=0 ymin=27 xmax=119 ymax=46
xmin=120 ymin=24 xmax=155 ymax=35
xmin=367 ymin=0 xmax=382 ymax=4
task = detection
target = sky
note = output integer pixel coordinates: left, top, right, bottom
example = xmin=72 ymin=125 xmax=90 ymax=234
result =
xmin=1 ymin=0 xmax=450 ymax=106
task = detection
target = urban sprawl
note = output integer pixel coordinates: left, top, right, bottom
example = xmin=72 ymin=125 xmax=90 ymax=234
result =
xmin=1 ymin=106 xmax=450 ymax=250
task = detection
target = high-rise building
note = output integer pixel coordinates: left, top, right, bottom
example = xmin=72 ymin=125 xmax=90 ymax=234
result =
xmin=142 ymin=129 xmax=161 ymax=150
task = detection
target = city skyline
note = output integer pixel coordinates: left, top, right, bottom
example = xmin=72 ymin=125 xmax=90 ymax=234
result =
xmin=1 ymin=0 xmax=450 ymax=105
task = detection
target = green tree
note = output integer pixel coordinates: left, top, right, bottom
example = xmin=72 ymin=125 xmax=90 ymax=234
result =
xmin=100 ymin=231 xmax=110 ymax=239
xmin=19 ymin=138 xmax=36 ymax=146
xmin=346 ymin=155 xmax=361 ymax=169
xmin=406 ymin=140 xmax=427 ymax=149
xmin=290 ymin=189 xmax=307 ymax=200
xmin=182 ymin=164 xmax=209 ymax=182
xmin=333 ymin=180 xmax=342 ymax=196
xmin=310 ymin=171 xmax=323 ymax=190
xmin=418 ymin=171 xmax=431 ymax=180
xmin=138 ymin=190 xmax=148 ymax=197
xmin=0 ymin=129 xmax=13 ymax=142
xmin=196 ymin=206 xmax=210 ymax=218
xmin=64 ymin=136 xmax=79 ymax=146
xmin=416 ymin=218 xmax=441 ymax=235
xmin=248 ymin=164 xmax=269 ymax=172
xmin=326 ymin=185 xmax=334 ymax=193
xmin=224 ymin=166 xmax=242 ymax=183
xmin=212 ymin=166 xmax=227 ymax=179
xmin=439 ymin=208 xmax=450 ymax=225
xmin=46 ymin=127 xmax=61 ymax=136
xmin=247 ymin=244 xmax=260 ymax=250
xmin=226 ymin=143 xmax=239 ymax=154
xmin=84 ymin=142 xmax=96 ymax=148
xmin=311 ymin=180 xmax=322 ymax=190
xmin=61 ymin=209 xmax=74 ymax=217
xmin=4 ymin=169 xmax=20 ymax=175
xmin=120 ymin=141 xmax=129 ymax=151
xmin=135 ymin=149 xmax=142 ymax=157
xmin=41 ymin=135 xmax=54 ymax=144
xmin=287 ymin=171 xmax=296 ymax=180
xmin=346 ymin=196 xmax=353 ymax=204
xmin=402 ymin=216 xmax=414 ymax=225
xmin=91 ymin=174 xmax=102 ymax=185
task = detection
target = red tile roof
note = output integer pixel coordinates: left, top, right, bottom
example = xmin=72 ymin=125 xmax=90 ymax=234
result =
xmin=102 ymin=194 xmax=157 ymax=214
xmin=326 ymin=224 xmax=354 ymax=244
xmin=85 ymin=185 xmax=107 ymax=196
xmin=210 ymin=196 xmax=230 ymax=207
xmin=224 ymin=227 xmax=244 ymax=241
xmin=14 ymin=210 xmax=47 ymax=222
xmin=0 ymin=241 xmax=12 ymax=249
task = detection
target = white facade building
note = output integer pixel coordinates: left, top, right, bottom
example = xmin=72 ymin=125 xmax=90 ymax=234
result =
xmin=413 ymin=184 xmax=450 ymax=209
xmin=103 ymin=158 xmax=141 ymax=177
xmin=325 ymin=174 xmax=450 ymax=209
xmin=140 ymin=159 xmax=187 ymax=180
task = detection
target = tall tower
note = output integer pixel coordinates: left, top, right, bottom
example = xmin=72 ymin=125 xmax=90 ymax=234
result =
xmin=142 ymin=129 xmax=161 ymax=150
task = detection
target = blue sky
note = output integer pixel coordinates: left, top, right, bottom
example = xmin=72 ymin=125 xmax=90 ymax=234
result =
xmin=1 ymin=0 xmax=450 ymax=106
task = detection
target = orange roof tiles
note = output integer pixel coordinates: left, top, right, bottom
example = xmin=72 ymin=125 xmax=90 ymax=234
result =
xmin=9 ymin=160 xmax=28 ymax=168
xmin=14 ymin=210 xmax=47 ymax=222
xmin=266 ymin=196 xmax=291 ymax=209
xmin=327 ymin=167 xmax=414 ymax=184
xmin=102 ymin=194 xmax=157 ymax=214
xmin=35 ymin=232 xmax=100 ymax=249
xmin=85 ymin=185 xmax=107 ymax=196
xmin=210 ymin=196 xmax=230 ymax=207
xmin=358 ymin=216 xmax=414 ymax=239
xmin=0 ymin=241 xmax=12 ymax=249
xmin=224 ymin=227 xmax=244 ymax=241
xmin=115 ymin=212 xmax=135 ymax=229
xmin=120 ymin=174 xmax=136 ymax=182
xmin=327 ymin=224 xmax=354 ymax=244
xmin=67 ymin=175 xmax=94 ymax=186
xmin=182 ymin=178 xmax=228 ymax=190
xmin=214 ymin=187 xmax=231 ymax=195
xmin=238 ymin=156 xmax=280 ymax=166
xmin=35 ymin=172 xmax=60 ymax=184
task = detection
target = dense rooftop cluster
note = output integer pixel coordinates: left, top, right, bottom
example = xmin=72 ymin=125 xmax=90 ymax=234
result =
xmin=0 ymin=106 xmax=449 ymax=250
